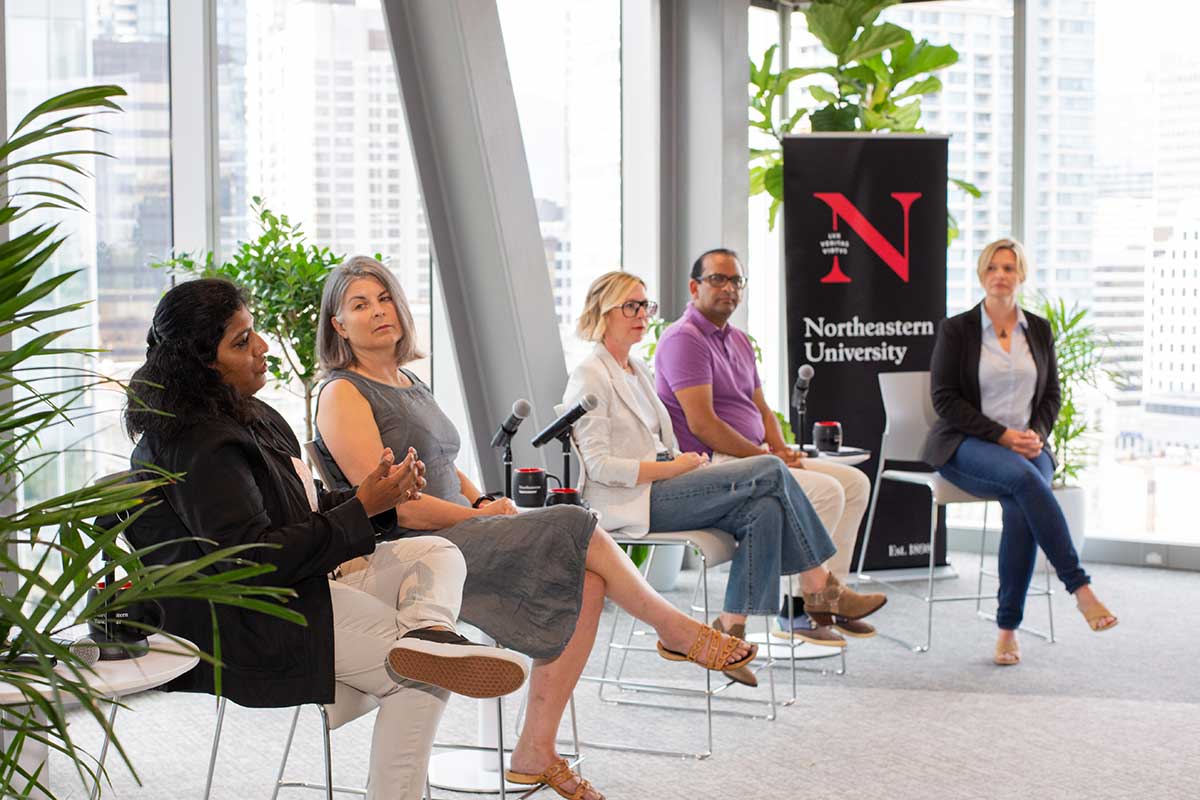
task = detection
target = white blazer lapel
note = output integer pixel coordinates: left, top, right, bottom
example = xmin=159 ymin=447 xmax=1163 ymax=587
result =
xmin=595 ymin=344 xmax=655 ymax=437
xmin=630 ymin=357 xmax=679 ymax=452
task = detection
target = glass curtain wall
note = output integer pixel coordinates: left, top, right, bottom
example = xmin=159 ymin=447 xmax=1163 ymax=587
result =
xmin=498 ymin=0 xmax=621 ymax=373
xmin=216 ymin=0 xmax=433 ymax=438
xmin=751 ymin=0 xmax=1198 ymax=548
xmin=5 ymin=0 xmax=173 ymax=555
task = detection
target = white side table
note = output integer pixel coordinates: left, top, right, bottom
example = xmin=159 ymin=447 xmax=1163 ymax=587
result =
xmin=0 ymin=634 xmax=198 ymax=800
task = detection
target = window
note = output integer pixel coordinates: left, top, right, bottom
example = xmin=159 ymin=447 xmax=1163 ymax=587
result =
xmin=498 ymin=0 xmax=621 ymax=372
xmin=218 ymin=0 xmax=433 ymax=416
xmin=5 ymin=0 xmax=173 ymax=565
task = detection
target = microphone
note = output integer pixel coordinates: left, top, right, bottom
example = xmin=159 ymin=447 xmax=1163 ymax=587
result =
xmin=51 ymin=635 xmax=101 ymax=667
xmin=489 ymin=398 xmax=532 ymax=448
xmin=531 ymin=394 xmax=599 ymax=448
xmin=791 ymin=364 xmax=815 ymax=410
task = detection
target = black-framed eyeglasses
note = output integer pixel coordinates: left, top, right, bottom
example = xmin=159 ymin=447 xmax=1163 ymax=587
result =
xmin=616 ymin=299 xmax=659 ymax=318
xmin=698 ymin=274 xmax=748 ymax=290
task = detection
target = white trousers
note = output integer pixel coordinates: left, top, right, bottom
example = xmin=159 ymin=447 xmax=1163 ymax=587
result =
xmin=712 ymin=453 xmax=870 ymax=582
xmin=329 ymin=535 xmax=466 ymax=800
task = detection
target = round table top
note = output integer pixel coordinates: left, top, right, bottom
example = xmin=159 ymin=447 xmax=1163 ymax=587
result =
xmin=0 ymin=634 xmax=199 ymax=705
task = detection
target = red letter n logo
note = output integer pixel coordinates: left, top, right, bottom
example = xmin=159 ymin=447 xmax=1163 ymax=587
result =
xmin=813 ymin=192 xmax=922 ymax=283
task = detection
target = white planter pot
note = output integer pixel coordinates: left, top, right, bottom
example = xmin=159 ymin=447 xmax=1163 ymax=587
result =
xmin=643 ymin=545 xmax=685 ymax=592
xmin=1053 ymin=485 xmax=1086 ymax=555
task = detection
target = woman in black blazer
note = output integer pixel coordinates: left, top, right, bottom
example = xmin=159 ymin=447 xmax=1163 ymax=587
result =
xmin=921 ymin=239 xmax=1117 ymax=666
xmin=122 ymin=279 xmax=526 ymax=799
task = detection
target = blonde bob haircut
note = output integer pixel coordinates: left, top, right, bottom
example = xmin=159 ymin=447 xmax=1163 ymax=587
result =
xmin=318 ymin=255 xmax=425 ymax=371
xmin=576 ymin=270 xmax=647 ymax=343
xmin=976 ymin=237 xmax=1028 ymax=285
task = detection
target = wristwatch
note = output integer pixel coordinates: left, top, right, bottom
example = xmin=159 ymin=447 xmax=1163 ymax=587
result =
xmin=471 ymin=493 xmax=498 ymax=509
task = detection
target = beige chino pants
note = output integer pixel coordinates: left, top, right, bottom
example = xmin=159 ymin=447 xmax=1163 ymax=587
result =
xmin=329 ymin=535 xmax=466 ymax=800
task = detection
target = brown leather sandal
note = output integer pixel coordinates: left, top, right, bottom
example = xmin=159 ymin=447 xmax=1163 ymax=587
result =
xmin=505 ymin=758 xmax=604 ymax=800
xmin=711 ymin=618 xmax=758 ymax=687
xmin=656 ymin=623 xmax=757 ymax=672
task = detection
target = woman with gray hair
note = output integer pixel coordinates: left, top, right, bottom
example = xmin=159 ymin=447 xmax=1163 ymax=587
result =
xmin=313 ymin=256 xmax=755 ymax=800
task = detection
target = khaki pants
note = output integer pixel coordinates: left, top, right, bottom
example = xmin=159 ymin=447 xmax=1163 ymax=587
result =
xmin=330 ymin=535 xmax=466 ymax=800
xmin=712 ymin=453 xmax=870 ymax=582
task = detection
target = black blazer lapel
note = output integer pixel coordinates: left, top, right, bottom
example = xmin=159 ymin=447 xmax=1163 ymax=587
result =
xmin=962 ymin=302 xmax=984 ymax=409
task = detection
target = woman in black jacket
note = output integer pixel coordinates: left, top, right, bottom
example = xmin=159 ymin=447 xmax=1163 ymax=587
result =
xmin=921 ymin=239 xmax=1117 ymax=666
xmin=122 ymin=279 xmax=527 ymax=799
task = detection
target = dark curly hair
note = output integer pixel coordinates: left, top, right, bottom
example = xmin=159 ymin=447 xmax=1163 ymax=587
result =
xmin=124 ymin=278 xmax=256 ymax=440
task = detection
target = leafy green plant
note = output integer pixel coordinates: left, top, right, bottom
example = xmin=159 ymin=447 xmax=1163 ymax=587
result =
xmin=154 ymin=198 xmax=345 ymax=440
xmin=1037 ymin=296 xmax=1105 ymax=487
xmin=748 ymin=0 xmax=979 ymax=239
xmin=1 ymin=86 xmax=300 ymax=799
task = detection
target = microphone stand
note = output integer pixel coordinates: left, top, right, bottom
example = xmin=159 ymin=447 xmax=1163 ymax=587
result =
xmin=555 ymin=428 xmax=574 ymax=489
xmin=502 ymin=442 xmax=513 ymax=499
xmin=791 ymin=383 xmax=809 ymax=450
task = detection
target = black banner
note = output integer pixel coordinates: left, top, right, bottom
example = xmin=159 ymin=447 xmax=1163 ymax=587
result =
xmin=782 ymin=134 xmax=948 ymax=571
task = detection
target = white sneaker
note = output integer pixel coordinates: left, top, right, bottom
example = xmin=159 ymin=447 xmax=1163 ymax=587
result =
xmin=385 ymin=629 xmax=528 ymax=698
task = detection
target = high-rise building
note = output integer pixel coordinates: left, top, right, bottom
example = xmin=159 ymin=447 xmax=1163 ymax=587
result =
xmin=244 ymin=0 xmax=430 ymax=311
xmin=1142 ymin=205 xmax=1200 ymax=448
xmin=1090 ymin=197 xmax=1150 ymax=400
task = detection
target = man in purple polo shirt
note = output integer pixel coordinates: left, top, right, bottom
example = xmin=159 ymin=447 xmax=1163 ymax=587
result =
xmin=655 ymin=248 xmax=874 ymax=646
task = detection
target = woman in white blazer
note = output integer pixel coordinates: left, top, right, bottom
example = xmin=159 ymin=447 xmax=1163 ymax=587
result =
xmin=564 ymin=271 xmax=887 ymax=684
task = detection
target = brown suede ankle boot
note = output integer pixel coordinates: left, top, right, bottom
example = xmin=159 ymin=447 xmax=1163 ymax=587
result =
xmin=801 ymin=574 xmax=887 ymax=627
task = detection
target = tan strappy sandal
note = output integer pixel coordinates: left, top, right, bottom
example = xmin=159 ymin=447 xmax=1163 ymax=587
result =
xmin=1077 ymin=598 xmax=1119 ymax=632
xmin=993 ymin=637 xmax=1021 ymax=666
xmin=505 ymin=758 xmax=604 ymax=800
xmin=656 ymin=623 xmax=757 ymax=672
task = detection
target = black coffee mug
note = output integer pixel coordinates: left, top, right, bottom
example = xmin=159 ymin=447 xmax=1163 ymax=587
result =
xmin=514 ymin=468 xmax=548 ymax=508
xmin=87 ymin=581 xmax=165 ymax=660
xmin=545 ymin=487 xmax=584 ymax=507
xmin=812 ymin=421 xmax=843 ymax=453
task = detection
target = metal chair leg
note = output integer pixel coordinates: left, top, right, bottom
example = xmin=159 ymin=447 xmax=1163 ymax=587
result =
xmin=204 ymin=697 xmax=226 ymax=800
xmin=270 ymin=706 xmax=303 ymax=800
xmin=976 ymin=504 xmax=990 ymax=614
xmin=922 ymin=494 xmax=938 ymax=652
xmin=319 ymin=706 xmax=334 ymax=800
xmin=1044 ymin=557 xmax=1056 ymax=643
xmin=89 ymin=699 xmax=119 ymax=800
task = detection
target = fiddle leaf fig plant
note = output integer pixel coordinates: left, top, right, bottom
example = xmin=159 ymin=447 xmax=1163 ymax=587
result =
xmin=749 ymin=0 xmax=980 ymax=241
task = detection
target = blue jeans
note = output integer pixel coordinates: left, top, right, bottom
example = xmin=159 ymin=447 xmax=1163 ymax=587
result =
xmin=648 ymin=455 xmax=836 ymax=615
xmin=939 ymin=436 xmax=1090 ymax=630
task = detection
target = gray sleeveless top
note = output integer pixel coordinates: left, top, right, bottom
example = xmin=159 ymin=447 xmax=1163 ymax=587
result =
xmin=314 ymin=366 xmax=598 ymax=659
xmin=314 ymin=368 xmax=468 ymax=506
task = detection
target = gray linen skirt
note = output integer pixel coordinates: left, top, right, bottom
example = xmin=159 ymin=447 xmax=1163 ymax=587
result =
xmin=405 ymin=505 xmax=597 ymax=660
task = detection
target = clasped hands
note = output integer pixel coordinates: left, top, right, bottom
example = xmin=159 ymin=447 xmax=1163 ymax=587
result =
xmin=998 ymin=428 xmax=1043 ymax=459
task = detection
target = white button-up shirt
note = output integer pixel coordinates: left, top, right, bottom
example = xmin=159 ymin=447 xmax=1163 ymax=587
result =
xmin=979 ymin=307 xmax=1037 ymax=431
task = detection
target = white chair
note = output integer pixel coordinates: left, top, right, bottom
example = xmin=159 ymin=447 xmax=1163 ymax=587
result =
xmin=204 ymin=686 xmax=383 ymax=799
xmin=582 ymin=528 xmax=781 ymax=760
xmin=855 ymin=371 xmax=1054 ymax=652
xmin=556 ymin=410 xmax=801 ymax=759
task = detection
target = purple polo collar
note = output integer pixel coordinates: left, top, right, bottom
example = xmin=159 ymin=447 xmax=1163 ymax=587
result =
xmin=684 ymin=302 xmax=729 ymax=339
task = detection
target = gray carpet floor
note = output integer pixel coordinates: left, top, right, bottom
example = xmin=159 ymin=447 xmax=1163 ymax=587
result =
xmin=40 ymin=554 xmax=1200 ymax=799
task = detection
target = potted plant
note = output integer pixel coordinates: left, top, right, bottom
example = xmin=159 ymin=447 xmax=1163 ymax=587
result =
xmin=1 ymin=86 xmax=300 ymax=799
xmin=1038 ymin=296 xmax=1105 ymax=552
xmin=154 ymin=199 xmax=347 ymax=441
xmin=749 ymin=0 xmax=979 ymax=240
